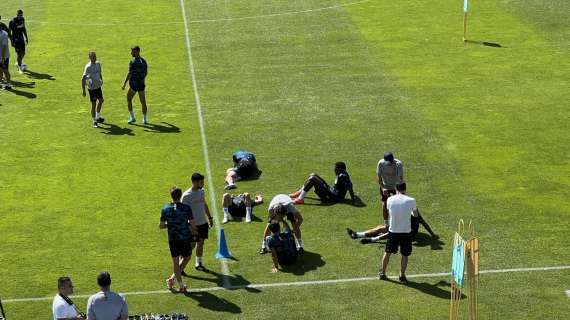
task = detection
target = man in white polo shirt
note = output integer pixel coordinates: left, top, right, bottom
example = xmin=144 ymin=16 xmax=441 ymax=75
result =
xmin=52 ymin=276 xmax=85 ymax=320
xmin=379 ymin=182 xmax=418 ymax=283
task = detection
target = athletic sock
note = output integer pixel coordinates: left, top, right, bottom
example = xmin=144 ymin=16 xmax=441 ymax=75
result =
xmin=96 ymin=112 xmax=101 ymax=119
xmin=246 ymin=207 xmax=252 ymax=217
xmin=296 ymin=239 xmax=304 ymax=249
xmin=143 ymin=114 xmax=148 ymax=122
xmin=129 ymin=111 xmax=135 ymax=118
xmin=261 ymin=238 xmax=267 ymax=249
xmin=195 ymin=256 xmax=202 ymax=266
xmin=223 ymin=207 xmax=230 ymax=216
xmin=298 ymin=190 xmax=307 ymax=200
xmin=356 ymin=232 xmax=366 ymax=238
xmin=370 ymin=236 xmax=382 ymax=242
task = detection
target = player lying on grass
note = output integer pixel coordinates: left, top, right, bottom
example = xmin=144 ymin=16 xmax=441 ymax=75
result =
xmin=266 ymin=221 xmax=298 ymax=273
xmin=224 ymin=150 xmax=261 ymax=190
xmin=221 ymin=192 xmax=263 ymax=224
xmin=160 ymin=187 xmax=197 ymax=293
xmin=346 ymin=210 xmax=438 ymax=244
xmin=259 ymin=194 xmax=304 ymax=254
xmin=289 ymin=161 xmax=355 ymax=205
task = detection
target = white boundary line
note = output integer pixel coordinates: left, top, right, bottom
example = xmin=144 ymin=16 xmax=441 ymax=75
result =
xmin=179 ymin=0 xmax=231 ymax=287
xmin=3 ymin=265 xmax=570 ymax=303
xmin=565 ymin=290 xmax=570 ymax=298
xmin=26 ymin=0 xmax=370 ymax=26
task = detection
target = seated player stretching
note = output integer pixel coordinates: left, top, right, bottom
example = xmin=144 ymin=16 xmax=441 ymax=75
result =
xmin=259 ymin=194 xmax=304 ymax=254
xmin=225 ymin=150 xmax=261 ymax=190
xmin=289 ymin=161 xmax=355 ymax=205
xmin=266 ymin=221 xmax=298 ymax=273
xmin=221 ymin=193 xmax=263 ymax=224
xmin=346 ymin=209 xmax=438 ymax=244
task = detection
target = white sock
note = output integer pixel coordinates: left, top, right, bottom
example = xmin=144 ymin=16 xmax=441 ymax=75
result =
xmin=246 ymin=206 xmax=252 ymax=218
xmin=129 ymin=111 xmax=135 ymax=118
xmin=356 ymin=232 xmax=366 ymax=238
xmin=223 ymin=207 xmax=229 ymax=217
xmin=370 ymin=236 xmax=382 ymax=242
xmin=296 ymin=239 xmax=304 ymax=248
xmin=143 ymin=114 xmax=148 ymax=122
xmin=261 ymin=238 xmax=267 ymax=248
xmin=299 ymin=190 xmax=307 ymax=200
xmin=195 ymin=256 xmax=202 ymax=266
xmin=95 ymin=112 xmax=100 ymax=119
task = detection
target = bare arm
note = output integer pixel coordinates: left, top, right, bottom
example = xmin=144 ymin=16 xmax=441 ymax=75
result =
xmin=205 ymin=202 xmax=213 ymax=227
xmin=81 ymin=75 xmax=87 ymax=96
xmin=122 ymin=73 xmax=130 ymax=89
xmin=159 ymin=221 xmax=167 ymax=229
xmin=270 ymin=248 xmax=280 ymax=272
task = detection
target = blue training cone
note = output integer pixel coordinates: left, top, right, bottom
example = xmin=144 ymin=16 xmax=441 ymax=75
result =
xmin=215 ymin=228 xmax=233 ymax=259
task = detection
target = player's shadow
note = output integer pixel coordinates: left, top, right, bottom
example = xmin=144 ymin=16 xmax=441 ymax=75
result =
xmin=406 ymin=280 xmax=465 ymax=300
xmin=281 ymin=251 xmax=325 ymax=275
xmin=133 ymin=122 xmax=180 ymax=133
xmin=185 ymin=269 xmax=261 ymax=293
xmin=413 ymin=232 xmax=445 ymax=250
xmin=99 ymin=123 xmax=134 ymax=136
xmin=184 ymin=291 xmax=241 ymax=314
xmin=24 ymin=69 xmax=56 ymax=80
xmin=10 ymin=80 xmax=35 ymax=88
xmin=5 ymin=87 xmax=36 ymax=99
xmin=464 ymin=39 xmax=503 ymax=48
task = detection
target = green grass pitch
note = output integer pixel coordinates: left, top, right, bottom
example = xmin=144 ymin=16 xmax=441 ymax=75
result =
xmin=0 ymin=0 xmax=569 ymax=318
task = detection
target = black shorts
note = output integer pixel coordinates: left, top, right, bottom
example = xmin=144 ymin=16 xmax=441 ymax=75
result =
xmin=129 ymin=82 xmax=145 ymax=92
xmin=228 ymin=196 xmax=246 ymax=217
xmin=168 ymin=239 xmax=193 ymax=258
xmin=14 ymin=40 xmax=26 ymax=53
xmin=385 ymin=232 xmax=413 ymax=256
xmin=196 ymin=223 xmax=209 ymax=240
xmin=381 ymin=189 xmax=397 ymax=202
xmin=88 ymin=88 xmax=103 ymax=102
xmin=1 ymin=58 xmax=8 ymax=70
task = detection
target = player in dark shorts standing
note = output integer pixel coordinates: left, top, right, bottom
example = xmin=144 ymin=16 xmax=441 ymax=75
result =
xmin=82 ymin=51 xmax=105 ymax=127
xmin=221 ymin=192 xmax=263 ymax=224
xmin=159 ymin=187 xmax=197 ymax=293
xmin=289 ymin=161 xmax=355 ymax=205
xmin=122 ymin=46 xmax=148 ymax=124
xmin=0 ymin=26 xmax=11 ymax=90
xmin=8 ymin=10 xmax=28 ymax=73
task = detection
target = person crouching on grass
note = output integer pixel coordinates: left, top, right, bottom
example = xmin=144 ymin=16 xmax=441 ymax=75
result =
xmin=267 ymin=222 xmax=298 ymax=273
xmin=160 ymin=186 xmax=197 ymax=292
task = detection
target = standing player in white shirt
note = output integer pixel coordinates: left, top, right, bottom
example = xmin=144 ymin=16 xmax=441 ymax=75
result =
xmin=81 ymin=51 xmax=105 ymax=128
xmin=52 ymin=276 xmax=85 ymax=320
xmin=379 ymin=182 xmax=418 ymax=283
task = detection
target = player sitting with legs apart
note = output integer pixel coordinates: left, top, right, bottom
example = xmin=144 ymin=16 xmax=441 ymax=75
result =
xmin=221 ymin=193 xmax=263 ymax=224
xmin=290 ymin=161 xmax=355 ymax=205
xmin=266 ymin=221 xmax=298 ymax=273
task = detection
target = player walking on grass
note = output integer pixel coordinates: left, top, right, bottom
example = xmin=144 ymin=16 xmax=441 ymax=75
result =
xmin=259 ymin=194 xmax=304 ymax=254
xmin=121 ymin=46 xmax=148 ymax=124
xmin=9 ymin=10 xmax=28 ymax=73
xmin=181 ymin=173 xmax=214 ymax=272
xmin=160 ymin=187 xmax=197 ymax=293
xmin=379 ymin=183 xmax=418 ymax=284
xmin=82 ymin=52 xmax=105 ymax=128
xmin=0 ymin=27 xmax=11 ymax=90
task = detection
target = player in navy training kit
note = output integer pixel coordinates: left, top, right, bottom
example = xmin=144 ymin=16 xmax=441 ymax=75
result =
xmin=122 ymin=46 xmax=148 ymax=124
xmin=8 ymin=10 xmax=28 ymax=73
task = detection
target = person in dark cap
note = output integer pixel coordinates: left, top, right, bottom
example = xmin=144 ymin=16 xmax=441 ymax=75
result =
xmin=86 ymin=272 xmax=128 ymax=320
xmin=376 ymin=152 xmax=404 ymax=225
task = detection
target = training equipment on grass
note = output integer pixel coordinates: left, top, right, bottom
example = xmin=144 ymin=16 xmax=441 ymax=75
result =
xmin=450 ymin=220 xmax=479 ymax=320
xmin=462 ymin=0 xmax=468 ymax=41
xmin=215 ymin=228 xmax=233 ymax=259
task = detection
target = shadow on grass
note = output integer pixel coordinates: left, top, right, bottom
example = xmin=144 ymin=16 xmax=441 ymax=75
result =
xmin=185 ymin=269 xmax=261 ymax=293
xmin=99 ymin=123 xmax=134 ymax=136
xmin=406 ymin=280 xmax=465 ymax=300
xmin=132 ymin=121 xmax=180 ymax=133
xmin=281 ymin=250 xmax=325 ymax=275
xmin=10 ymin=80 xmax=35 ymax=88
xmin=23 ymin=69 xmax=56 ymax=80
xmin=5 ymin=87 xmax=36 ymax=99
xmin=183 ymin=291 xmax=241 ymax=314
xmin=413 ymin=232 xmax=445 ymax=250
xmin=465 ymin=39 xmax=503 ymax=48
xmin=227 ymin=214 xmax=263 ymax=223
xmin=301 ymin=195 xmax=366 ymax=208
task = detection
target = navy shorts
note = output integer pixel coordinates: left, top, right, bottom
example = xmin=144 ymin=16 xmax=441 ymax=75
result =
xmin=129 ymin=81 xmax=145 ymax=92
xmin=168 ymin=239 xmax=193 ymax=258
xmin=1 ymin=58 xmax=8 ymax=70
xmin=14 ymin=40 xmax=26 ymax=53
xmin=228 ymin=195 xmax=246 ymax=217
xmin=88 ymin=88 xmax=103 ymax=102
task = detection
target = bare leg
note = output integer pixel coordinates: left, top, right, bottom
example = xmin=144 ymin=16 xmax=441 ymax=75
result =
xmin=96 ymin=98 xmax=104 ymax=114
xmin=17 ymin=52 xmax=24 ymax=67
xmin=364 ymin=225 xmax=388 ymax=237
xmin=400 ymin=255 xmax=409 ymax=278
xmin=225 ymin=168 xmax=237 ymax=186
xmin=195 ymin=239 xmax=204 ymax=259
xmin=90 ymin=100 xmax=97 ymax=119
xmin=127 ymin=88 xmax=136 ymax=112
xmin=243 ymin=193 xmax=252 ymax=207
xmin=179 ymin=255 xmax=191 ymax=273
xmin=381 ymin=252 xmax=391 ymax=274
xmin=138 ymin=90 xmax=147 ymax=116
xmin=222 ymin=193 xmax=232 ymax=207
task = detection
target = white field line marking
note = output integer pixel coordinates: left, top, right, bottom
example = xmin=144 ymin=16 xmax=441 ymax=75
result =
xmin=566 ymin=290 xmax=570 ymax=298
xmin=26 ymin=0 xmax=370 ymax=26
xmin=179 ymin=0 xmax=231 ymax=287
xmin=4 ymin=265 xmax=570 ymax=303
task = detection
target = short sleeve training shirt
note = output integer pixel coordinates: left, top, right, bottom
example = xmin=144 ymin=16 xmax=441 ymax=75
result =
xmin=160 ymin=203 xmax=193 ymax=241
xmin=129 ymin=57 xmax=147 ymax=85
xmin=86 ymin=291 xmax=128 ymax=320
xmin=181 ymin=188 xmax=207 ymax=225
xmin=376 ymin=158 xmax=404 ymax=190
xmin=387 ymin=193 xmax=416 ymax=233
xmin=83 ymin=61 xmax=103 ymax=90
